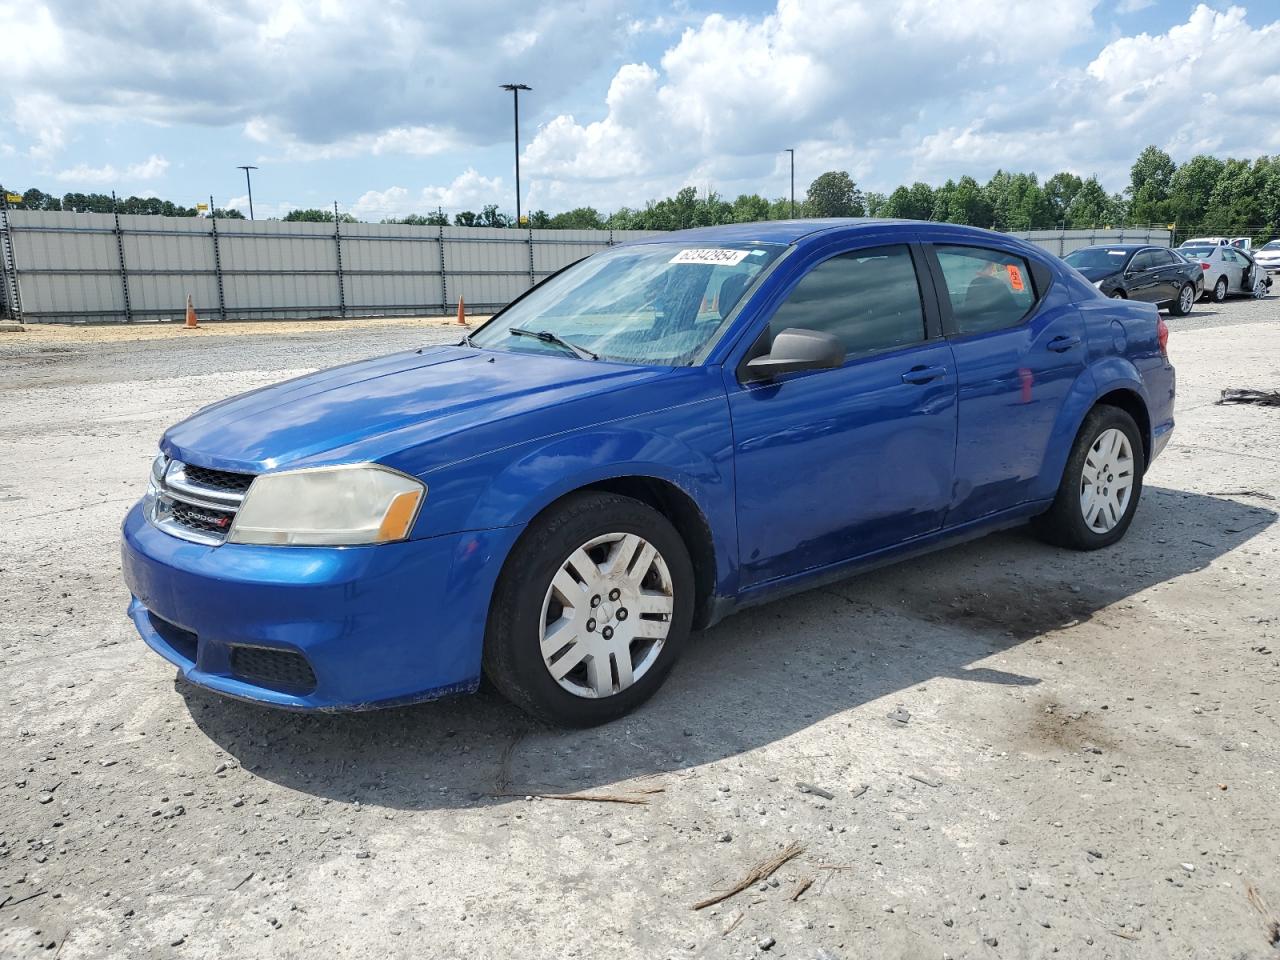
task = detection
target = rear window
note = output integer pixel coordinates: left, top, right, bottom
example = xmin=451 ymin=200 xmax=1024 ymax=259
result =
xmin=935 ymin=245 xmax=1037 ymax=336
xmin=1064 ymin=248 xmax=1130 ymax=270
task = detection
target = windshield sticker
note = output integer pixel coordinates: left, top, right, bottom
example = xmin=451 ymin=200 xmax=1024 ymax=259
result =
xmin=669 ymin=248 xmax=751 ymax=266
xmin=1005 ymin=263 xmax=1025 ymax=292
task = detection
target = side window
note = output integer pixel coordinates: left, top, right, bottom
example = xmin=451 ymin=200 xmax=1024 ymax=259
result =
xmin=934 ymin=245 xmax=1037 ymax=336
xmin=1150 ymin=249 xmax=1175 ymax=267
xmin=768 ymin=245 xmax=926 ymax=358
xmin=1129 ymin=251 xmax=1156 ymax=272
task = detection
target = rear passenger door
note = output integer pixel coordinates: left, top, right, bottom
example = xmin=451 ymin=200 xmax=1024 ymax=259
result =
xmin=923 ymin=240 xmax=1087 ymax=526
xmin=1148 ymin=248 xmax=1183 ymax=303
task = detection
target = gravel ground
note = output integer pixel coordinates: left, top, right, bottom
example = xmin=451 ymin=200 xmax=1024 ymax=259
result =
xmin=1 ymin=296 xmax=1278 ymax=959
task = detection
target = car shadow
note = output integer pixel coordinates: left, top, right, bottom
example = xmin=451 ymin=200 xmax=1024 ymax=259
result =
xmin=180 ymin=486 xmax=1275 ymax=810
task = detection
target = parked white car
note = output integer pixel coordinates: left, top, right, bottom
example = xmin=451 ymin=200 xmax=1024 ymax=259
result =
xmin=1254 ymin=240 xmax=1280 ymax=276
xmin=1179 ymin=236 xmax=1252 ymax=251
xmin=1176 ymin=244 xmax=1271 ymax=301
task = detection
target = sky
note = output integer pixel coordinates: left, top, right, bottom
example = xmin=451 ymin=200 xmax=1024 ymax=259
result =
xmin=1 ymin=0 xmax=1278 ymax=220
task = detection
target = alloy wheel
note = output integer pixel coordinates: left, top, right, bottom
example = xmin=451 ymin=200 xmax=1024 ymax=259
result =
xmin=539 ymin=532 xmax=674 ymax=698
xmin=1179 ymin=284 xmax=1193 ymax=313
xmin=1079 ymin=428 xmax=1135 ymax=534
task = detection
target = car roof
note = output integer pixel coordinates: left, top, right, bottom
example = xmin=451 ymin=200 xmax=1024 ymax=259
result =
xmin=615 ymin=217 xmax=1010 ymax=247
xmin=1070 ymin=243 xmax=1151 ymax=252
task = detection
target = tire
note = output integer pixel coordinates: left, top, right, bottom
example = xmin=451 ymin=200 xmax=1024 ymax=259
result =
xmin=1033 ymin=405 xmax=1145 ymax=551
xmin=482 ymin=491 xmax=695 ymax=727
xmin=1212 ymin=276 xmax=1228 ymax=302
xmin=1168 ymin=282 xmax=1195 ymax=316
xmin=1109 ymin=291 xmax=1125 ymax=299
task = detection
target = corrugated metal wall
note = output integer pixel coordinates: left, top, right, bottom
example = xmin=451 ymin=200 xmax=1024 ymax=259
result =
xmin=0 ymin=211 xmax=1170 ymax=324
xmin=1005 ymin=227 xmax=1173 ymax=256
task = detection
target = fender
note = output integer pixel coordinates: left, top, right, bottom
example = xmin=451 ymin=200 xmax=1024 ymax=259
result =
xmin=416 ymin=403 xmax=740 ymax=598
xmin=1031 ymin=357 xmax=1150 ymax=502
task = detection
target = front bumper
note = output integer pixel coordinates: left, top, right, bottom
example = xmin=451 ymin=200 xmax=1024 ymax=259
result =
xmin=121 ymin=502 xmax=523 ymax=709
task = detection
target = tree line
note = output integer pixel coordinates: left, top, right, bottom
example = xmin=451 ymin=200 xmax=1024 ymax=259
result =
xmin=4 ymin=146 xmax=1278 ymax=240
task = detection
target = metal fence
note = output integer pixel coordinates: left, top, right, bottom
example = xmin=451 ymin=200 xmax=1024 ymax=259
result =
xmin=1005 ymin=226 xmax=1172 ymax=257
xmin=0 ymin=209 xmax=661 ymax=323
xmin=0 ymin=212 xmax=1172 ymax=324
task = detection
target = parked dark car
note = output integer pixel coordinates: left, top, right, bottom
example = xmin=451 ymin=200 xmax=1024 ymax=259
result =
xmin=1063 ymin=244 xmax=1202 ymax=315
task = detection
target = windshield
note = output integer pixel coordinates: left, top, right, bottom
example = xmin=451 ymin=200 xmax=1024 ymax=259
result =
xmin=1262 ymin=241 xmax=1280 ymax=251
xmin=1064 ymin=248 xmax=1132 ymax=270
xmin=469 ymin=242 xmax=786 ymax=365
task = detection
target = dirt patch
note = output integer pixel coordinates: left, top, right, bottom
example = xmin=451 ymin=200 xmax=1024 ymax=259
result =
xmin=1020 ymin=695 xmax=1120 ymax=755
xmin=888 ymin=577 xmax=1098 ymax=642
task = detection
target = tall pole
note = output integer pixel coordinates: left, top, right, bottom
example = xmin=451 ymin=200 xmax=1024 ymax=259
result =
xmin=786 ymin=149 xmax=795 ymax=218
xmin=501 ymin=83 xmax=531 ymax=227
xmin=237 ymin=165 xmax=258 ymax=220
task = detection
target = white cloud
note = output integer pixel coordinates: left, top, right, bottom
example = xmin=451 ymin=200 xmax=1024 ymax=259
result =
xmin=54 ymin=154 xmax=170 ymax=185
xmin=1116 ymin=0 xmax=1155 ymax=13
xmin=350 ymin=169 xmax=506 ymax=220
xmin=519 ymin=0 xmax=1280 ymax=206
xmin=0 ymin=0 xmax=626 ymax=161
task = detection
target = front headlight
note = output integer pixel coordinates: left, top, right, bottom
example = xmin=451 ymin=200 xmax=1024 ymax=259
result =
xmin=228 ymin=464 xmax=425 ymax=546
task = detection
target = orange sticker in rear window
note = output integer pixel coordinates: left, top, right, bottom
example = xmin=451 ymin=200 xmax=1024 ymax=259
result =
xmin=1006 ymin=263 xmax=1025 ymax=291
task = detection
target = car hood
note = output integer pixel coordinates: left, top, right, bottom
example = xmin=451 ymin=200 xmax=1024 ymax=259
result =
xmin=162 ymin=346 xmax=678 ymax=473
xmin=1074 ymin=266 xmax=1121 ymax=283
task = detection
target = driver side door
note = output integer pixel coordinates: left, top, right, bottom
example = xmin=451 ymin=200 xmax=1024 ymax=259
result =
xmin=726 ymin=241 xmax=958 ymax=588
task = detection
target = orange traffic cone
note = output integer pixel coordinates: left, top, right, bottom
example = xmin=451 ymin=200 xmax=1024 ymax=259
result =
xmin=184 ymin=293 xmax=199 ymax=330
xmin=456 ymin=297 xmax=468 ymax=326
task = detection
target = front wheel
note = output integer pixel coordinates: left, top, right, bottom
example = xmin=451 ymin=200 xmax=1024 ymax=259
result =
xmin=1168 ymin=282 xmax=1195 ymax=316
xmin=1253 ymin=277 xmax=1268 ymax=299
xmin=1033 ymin=406 xmax=1145 ymax=551
xmin=482 ymin=491 xmax=695 ymax=726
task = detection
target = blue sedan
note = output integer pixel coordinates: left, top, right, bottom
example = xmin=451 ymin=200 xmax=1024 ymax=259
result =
xmin=122 ymin=219 xmax=1176 ymax=726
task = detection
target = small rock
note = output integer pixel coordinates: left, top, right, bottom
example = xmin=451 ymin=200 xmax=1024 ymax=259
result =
xmin=1180 ymin=862 xmax=1195 ymax=873
xmin=983 ymin=935 xmax=998 ymax=947
xmin=717 ymin=832 xmax=732 ymax=843
xmin=886 ymin=706 xmax=911 ymax=725
xmin=758 ymin=935 xmax=776 ymax=951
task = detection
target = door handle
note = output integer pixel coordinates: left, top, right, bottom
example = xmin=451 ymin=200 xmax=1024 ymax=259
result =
xmin=1047 ymin=335 xmax=1081 ymax=352
xmin=901 ymin=365 xmax=947 ymax=384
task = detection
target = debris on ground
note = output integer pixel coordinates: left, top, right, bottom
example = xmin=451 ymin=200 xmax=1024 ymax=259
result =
xmin=1247 ymin=883 xmax=1280 ymax=948
xmin=494 ymin=787 xmax=663 ymax=805
xmin=693 ymin=842 xmax=805 ymax=910
xmin=886 ymin=705 xmax=911 ymax=725
xmin=796 ymin=781 xmax=835 ymax=800
xmin=1217 ymin=388 xmax=1280 ymax=407
xmin=1208 ymin=489 xmax=1278 ymax=501
xmin=790 ymin=877 xmax=814 ymax=901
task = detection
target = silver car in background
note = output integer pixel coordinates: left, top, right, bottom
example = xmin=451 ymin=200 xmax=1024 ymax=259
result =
xmin=1254 ymin=240 xmax=1280 ymax=277
xmin=1177 ymin=244 xmax=1271 ymax=301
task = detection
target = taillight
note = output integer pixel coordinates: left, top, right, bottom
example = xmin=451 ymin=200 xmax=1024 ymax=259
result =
xmin=1200 ymin=262 xmax=1210 ymax=271
xmin=1157 ymin=315 xmax=1169 ymax=355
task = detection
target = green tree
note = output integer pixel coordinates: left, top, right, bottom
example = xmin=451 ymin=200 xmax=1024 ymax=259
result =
xmin=478 ymin=204 xmax=509 ymax=228
xmin=548 ymin=206 xmax=605 ymax=229
xmin=1167 ymin=154 xmax=1224 ymax=228
xmin=863 ymin=191 xmax=887 ymax=217
xmin=804 ymin=171 xmax=864 ymax=218
xmin=1043 ymin=172 xmax=1083 ymax=225
xmin=939 ymin=176 xmax=991 ymax=226
xmin=731 ymin=193 xmax=770 ymax=223
xmin=283 ymin=208 xmax=355 ymax=222
xmin=212 ymin=208 xmax=245 ymax=219
xmin=1127 ymin=145 xmax=1176 ymax=223
xmin=453 ymin=210 xmax=478 ymax=227
xmin=526 ymin=210 xmax=552 ymax=228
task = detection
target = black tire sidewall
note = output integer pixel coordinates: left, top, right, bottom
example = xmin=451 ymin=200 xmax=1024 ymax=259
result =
xmin=1169 ymin=283 xmax=1193 ymax=316
xmin=483 ymin=492 xmax=695 ymax=727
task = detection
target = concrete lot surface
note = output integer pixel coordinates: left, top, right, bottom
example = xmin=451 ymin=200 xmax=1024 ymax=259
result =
xmin=1 ymin=299 xmax=1278 ymax=959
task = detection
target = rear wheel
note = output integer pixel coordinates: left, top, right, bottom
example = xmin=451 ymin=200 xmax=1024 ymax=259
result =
xmin=1168 ymin=282 xmax=1195 ymax=316
xmin=1033 ymin=406 xmax=1145 ymax=551
xmin=482 ymin=491 xmax=695 ymax=727
xmin=1212 ymin=275 xmax=1228 ymax=302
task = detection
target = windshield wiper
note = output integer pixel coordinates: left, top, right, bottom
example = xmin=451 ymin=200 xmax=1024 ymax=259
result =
xmin=508 ymin=327 xmax=599 ymax=360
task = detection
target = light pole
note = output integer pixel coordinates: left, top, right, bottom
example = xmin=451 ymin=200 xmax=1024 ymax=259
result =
xmin=785 ymin=149 xmax=795 ymax=218
xmin=236 ymin=165 xmax=258 ymax=220
xmin=500 ymin=83 xmax=531 ymax=227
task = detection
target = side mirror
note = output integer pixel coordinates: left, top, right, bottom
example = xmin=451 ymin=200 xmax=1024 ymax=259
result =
xmin=742 ymin=327 xmax=845 ymax=382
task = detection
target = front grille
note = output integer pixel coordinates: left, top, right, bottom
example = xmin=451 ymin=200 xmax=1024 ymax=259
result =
xmin=170 ymin=500 xmax=236 ymax=536
xmin=182 ymin=464 xmax=255 ymax=494
xmin=150 ymin=458 xmax=255 ymax=545
xmin=229 ymin=646 xmax=318 ymax=694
